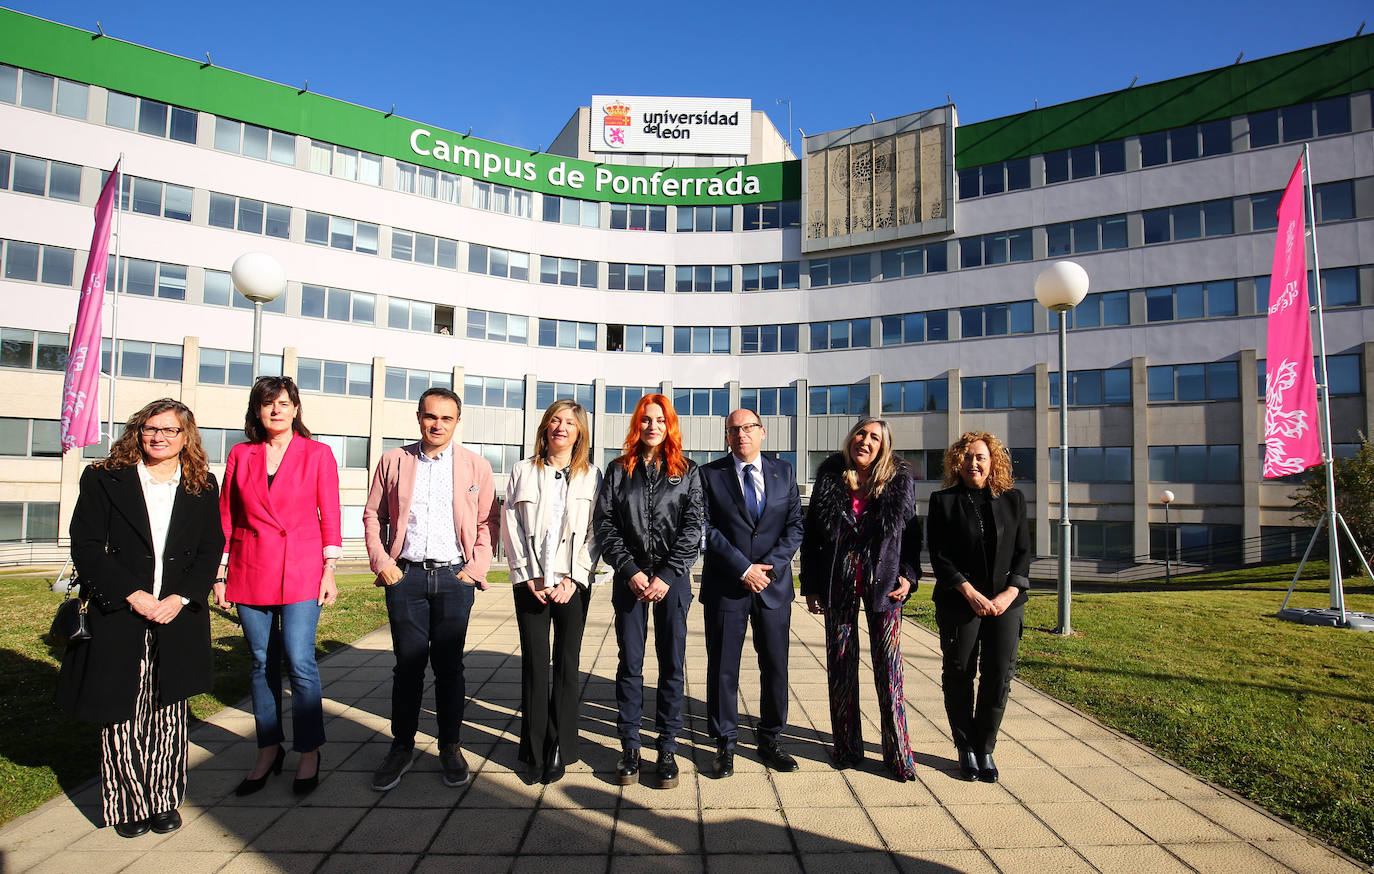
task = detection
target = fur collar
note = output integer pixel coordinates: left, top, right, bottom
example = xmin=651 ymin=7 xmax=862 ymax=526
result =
xmin=810 ymin=453 xmax=914 ymax=540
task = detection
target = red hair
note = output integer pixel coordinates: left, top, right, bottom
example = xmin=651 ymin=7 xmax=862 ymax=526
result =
xmin=618 ymin=393 xmax=687 ymax=478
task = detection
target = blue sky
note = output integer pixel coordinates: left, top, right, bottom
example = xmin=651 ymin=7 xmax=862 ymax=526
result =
xmin=9 ymin=1 xmax=1370 ymax=152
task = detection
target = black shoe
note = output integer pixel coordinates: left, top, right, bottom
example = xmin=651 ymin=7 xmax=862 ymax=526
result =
xmin=713 ymin=743 xmax=735 ymax=778
xmin=957 ymin=749 xmax=980 ymax=782
xmin=657 ymin=749 xmax=679 ymax=789
xmin=113 ymin=819 xmax=149 ymax=838
xmin=234 ymin=745 xmax=286 ymax=797
xmin=372 ymin=746 xmax=418 ymax=791
xmin=615 ymin=742 xmax=640 ymax=785
xmin=759 ymin=740 xmax=799 ymax=772
xmin=293 ymin=749 xmax=322 ymax=795
xmin=148 ymin=809 xmax=181 ymax=833
xmin=976 ymin=752 xmax=998 ymax=783
xmin=440 ymin=743 xmax=471 ymax=787
xmin=541 ymin=746 xmax=565 ymax=785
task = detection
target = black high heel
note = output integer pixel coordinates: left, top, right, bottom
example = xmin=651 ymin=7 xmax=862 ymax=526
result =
xmin=234 ymin=745 xmax=285 ymax=797
xmin=293 ymin=749 xmax=322 ymax=795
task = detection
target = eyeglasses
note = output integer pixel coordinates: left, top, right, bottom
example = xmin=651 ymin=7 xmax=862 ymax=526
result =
xmin=140 ymin=426 xmax=184 ymax=438
xmin=725 ymin=423 xmax=762 ymax=436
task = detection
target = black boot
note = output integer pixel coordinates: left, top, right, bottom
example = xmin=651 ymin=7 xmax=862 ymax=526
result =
xmin=616 ymin=741 xmax=640 ymax=785
xmin=957 ymin=748 xmax=980 ymax=782
xmin=976 ymin=752 xmax=998 ymax=783
xmin=542 ymin=745 xmax=565 ymax=785
xmin=657 ymin=747 xmax=679 ymax=789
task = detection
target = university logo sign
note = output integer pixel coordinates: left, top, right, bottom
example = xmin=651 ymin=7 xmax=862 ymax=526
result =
xmin=590 ymin=96 xmax=752 ymax=156
xmin=603 ymin=102 xmax=632 ymax=150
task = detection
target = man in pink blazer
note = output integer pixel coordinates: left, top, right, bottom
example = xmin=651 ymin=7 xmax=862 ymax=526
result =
xmin=363 ymin=387 xmax=499 ymax=791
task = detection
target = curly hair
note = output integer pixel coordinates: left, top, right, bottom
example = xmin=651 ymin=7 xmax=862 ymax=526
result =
xmin=941 ymin=430 xmax=1014 ymax=496
xmin=92 ymin=398 xmax=213 ymax=494
xmin=617 ymin=393 xmax=687 ymax=478
xmin=532 ymin=398 xmax=592 ymax=479
xmin=841 ymin=417 xmax=900 ymax=497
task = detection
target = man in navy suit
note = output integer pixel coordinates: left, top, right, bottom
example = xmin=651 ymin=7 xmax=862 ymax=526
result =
xmin=700 ymin=408 xmax=805 ymax=777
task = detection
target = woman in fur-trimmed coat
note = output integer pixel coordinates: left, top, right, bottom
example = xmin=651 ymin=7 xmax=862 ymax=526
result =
xmin=800 ymin=417 xmax=922 ymax=781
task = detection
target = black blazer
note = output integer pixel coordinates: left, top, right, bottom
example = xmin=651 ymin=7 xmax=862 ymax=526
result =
xmin=700 ymin=454 xmax=804 ymax=610
xmin=56 ymin=464 xmax=224 ymax=724
xmin=926 ymin=484 xmax=1031 ymax=614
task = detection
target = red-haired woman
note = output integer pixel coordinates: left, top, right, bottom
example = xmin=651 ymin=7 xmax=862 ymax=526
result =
xmin=593 ymin=393 xmax=703 ymax=788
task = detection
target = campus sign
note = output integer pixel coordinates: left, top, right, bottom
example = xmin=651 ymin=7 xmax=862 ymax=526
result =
xmin=589 ymin=96 xmax=752 ymax=156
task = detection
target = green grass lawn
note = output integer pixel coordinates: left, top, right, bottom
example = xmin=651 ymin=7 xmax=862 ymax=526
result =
xmin=906 ymin=562 xmax=1374 ymax=863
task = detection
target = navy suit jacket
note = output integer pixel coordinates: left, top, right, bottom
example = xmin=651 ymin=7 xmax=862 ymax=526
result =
xmin=700 ymin=454 xmax=804 ymax=610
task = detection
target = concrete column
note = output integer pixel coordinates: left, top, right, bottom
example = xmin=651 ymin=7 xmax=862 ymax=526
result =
xmin=180 ymin=336 xmax=199 ymax=412
xmin=1364 ymin=341 xmax=1374 ymax=440
xmin=522 ymin=373 xmax=540 ymax=451
xmin=1239 ymin=349 xmax=1261 ymax=557
xmin=795 ymin=378 xmax=809 ymax=485
xmin=1131 ymin=356 xmax=1150 ymax=560
xmin=727 ymin=380 xmax=740 ymax=412
xmin=592 ymin=377 xmax=608 ymax=468
xmin=368 ymin=356 xmax=386 ymax=468
xmin=946 ymin=368 xmax=962 ymax=445
xmin=867 ymin=373 xmax=882 ymax=418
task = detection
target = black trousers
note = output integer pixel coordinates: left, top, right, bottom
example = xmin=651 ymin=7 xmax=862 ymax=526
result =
xmin=702 ymin=592 xmax=790 ymax=747
xmin=613 ymin=572 xmax=692 ymax=752
xmin=936 ymin=600 xmax=1025 ymax=755
xmin=513 ymin=582 xmax=590 ymax=769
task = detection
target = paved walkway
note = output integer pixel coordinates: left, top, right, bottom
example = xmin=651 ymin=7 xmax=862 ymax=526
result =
xmin=1 ymin=589 xmax=1365 ymax=874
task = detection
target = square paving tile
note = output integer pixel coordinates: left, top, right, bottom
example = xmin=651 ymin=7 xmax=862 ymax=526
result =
xmin=701 ymin=807 xmax=792 ymax=854
xmin=1110 ymin=799 xmax=1239 ymax=844
xmin=868 ymin=806 xmax=974 ymax=852
xmin=706 ymin=855 xmax=804 ymax=874
xmin=315 ymin=853 xmax=421 ymax=874
xmin=942 ymin=803 xmax=1063 ymax=849
xmin=249 ymin=806 xmax=368 ymax=852
xmin=217 ymin=853 xmax=327 ymax=874
xmin=985 ymin=846 xmax=1095 ymax=872
xmin=798 ymin=851 xmax=899 ymax=873
xmin=894 ymin=849 xmax=999 ymax=873
xmin=520 ymin=807 xmax=615 ymax=854
xmin=336 ymin=807 xmax=446 ymax=853
xmin=1166 ymin=841 xmax=1295 ymax=873
xmin=772 ymin=770 xmax=855 ymax=809
xmin=1076 ymin=844 xmax=1194 ymax=873
xmin=609 ymin=855 xmax=705 ymax=874
xmin=1259 ymin=839 xmax=1367 ymax=873
xmin=698 ymin=771 xmax=779 ymax=809
xmin=1025 ymin=800 xmax=1152 ymax=846
xmin=784 ymin=806 xmax=884 ymax=853
xmin=614 ymin=808 xmax=701 ymax=854
xmin=429 ymin=807 xmax=532 ymax=854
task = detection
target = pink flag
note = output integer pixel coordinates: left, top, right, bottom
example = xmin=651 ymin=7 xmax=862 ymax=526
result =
xmin=1263 ymin=157 xmax=1320 ymax=478
xmin=60 ymin=161 xmax=119 ymax=453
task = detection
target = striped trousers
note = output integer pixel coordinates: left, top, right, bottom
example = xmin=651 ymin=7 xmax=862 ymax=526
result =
xmin=100 ymin=630 xmax=188 ymax=827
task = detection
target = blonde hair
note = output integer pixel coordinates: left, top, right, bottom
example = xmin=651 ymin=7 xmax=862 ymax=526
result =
xmin=532 ymin=399 xmax=591 ymax=479
xmin=842 ymin=417 xmax=899 ymax=497
xmin=941 ymin=430 xmax=1015 ymax=496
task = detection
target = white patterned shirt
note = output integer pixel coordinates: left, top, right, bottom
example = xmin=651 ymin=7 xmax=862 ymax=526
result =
xmin=400 ymin=443 xmax=463 ymax=564
xmin=137 ymin=462 xmax=181 ymax=599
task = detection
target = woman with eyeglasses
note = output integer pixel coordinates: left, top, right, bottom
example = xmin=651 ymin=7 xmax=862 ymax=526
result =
xmin=58 ymin=399 xmax=225 ymax=837
xmin=215 ymin=376 xmax=342 ymax=796
xmin=800 ymin=417 xmax=922 ymax=781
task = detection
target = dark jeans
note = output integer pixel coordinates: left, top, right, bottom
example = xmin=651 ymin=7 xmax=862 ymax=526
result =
xmin=384 ymin=562 xmax=473 ymax=749
xmin=514 ymin=582 xmax=590 ymax=769
xmin=613 ymin=572 xmax=692 ymax=753
xmin=936 ymin=600 xmax=1025 ymax=755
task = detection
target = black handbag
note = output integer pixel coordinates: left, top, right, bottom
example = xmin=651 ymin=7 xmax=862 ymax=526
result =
xmin=50 ymin=584 xmax=92 ymax=644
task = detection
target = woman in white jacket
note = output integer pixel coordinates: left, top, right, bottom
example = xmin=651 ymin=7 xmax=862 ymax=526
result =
xmin=503 ymin=398 xmax=601 ymax=783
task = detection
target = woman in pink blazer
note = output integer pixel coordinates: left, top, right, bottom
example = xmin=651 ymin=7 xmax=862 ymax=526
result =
xmin=214 ymin=376 xmax=342 ymax=796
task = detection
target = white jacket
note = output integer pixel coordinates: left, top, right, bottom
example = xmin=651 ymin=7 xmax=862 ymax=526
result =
xmin=502 ymin=458 xmax=602 ymax=587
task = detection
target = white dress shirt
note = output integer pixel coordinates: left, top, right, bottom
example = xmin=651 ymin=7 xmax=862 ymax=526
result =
xmin=401 ymin=443 xmax=464 ymax=563
xmin=538 ymin=468 xmax=570 ymax=589
xmin=137 ymin=461 xmax=181 ymax=599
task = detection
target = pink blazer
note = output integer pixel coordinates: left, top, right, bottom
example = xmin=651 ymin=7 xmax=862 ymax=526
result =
xmin=362 ymin=442 xmax=499 ymax=583
xmin=220 ymin=437 xmax=343 ymax=606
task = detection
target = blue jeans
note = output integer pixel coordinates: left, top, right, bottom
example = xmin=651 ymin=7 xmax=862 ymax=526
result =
xmin=613 ymin=570 xmax=692 ymax=753
xmin=384 ymin=562 xmax=473 ymax=749
xmin=237 ymin=598 xmax=325 ymax=752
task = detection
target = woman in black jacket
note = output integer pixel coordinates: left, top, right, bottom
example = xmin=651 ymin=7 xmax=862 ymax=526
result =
xmin=593 ymin=393 xmax=703 ymax=789
xmin=57 ymin=399 xmax=224 ymax=837
xmin=800 ymin=417 xmax=921 ymax=781
xmin=926 ymin=430 xmax=1031 ymax=784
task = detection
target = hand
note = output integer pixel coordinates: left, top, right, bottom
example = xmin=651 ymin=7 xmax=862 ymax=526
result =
xmin=148 ymin=594 xmax=185 ymax=624
xmin=742 ymin=564 xmax=773 ymax=593
xmin=959 ymin=582 xmax=996 ymax=617
xmin=628 ymin=571 xmax=651 ymax=599
xmin=379 ymin=564 xmax=404 ymax=586
xmin=547 ymin=578 xmax=575 ymax=605
xmin=318 ymin=570 xmax=338 ymax=607
xmin=457 ymin=568 xmax=489 ymax=591
xmin=126 ymin=590 xmax=160 ymax=620
xmin=989 ymin=587 xmax=1020 ymax=616
xmin=212 ymin=580 xmax=232 ymax=610
xmin=889 ymin=575 xmax=912 ymax=602
xmin=640 ymin=576 xmax=670 ymax=603
xmin=526 ymin=578 xmax=550 ymax=604
xmin=805 ymin=594 xmax=826 ymax=615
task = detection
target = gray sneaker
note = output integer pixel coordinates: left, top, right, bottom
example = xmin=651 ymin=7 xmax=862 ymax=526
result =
xmin=372 ymin=747 xmax=418 ymax=791
xmin=440 ymin=743 xmax=470 ymax=787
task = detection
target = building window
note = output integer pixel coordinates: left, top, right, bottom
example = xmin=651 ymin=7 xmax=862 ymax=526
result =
xmin=296 ymin=358 xmax=371 ymax=397
xmin=1149 ymin=445 xmax=1241 ymax=483
xmin=301 ymin=285 xmax=375 ymax=325
xmin=1145 ymin=280 xmax=1237 ymax=322
xmin=108 ymin=258 xmax=187 ymax=301
xmin=605 ymin=386 xmax=654 ymax=414
xmin=1048 ymin=447 xmax=1133 ymax=483
xmin=742 ymin=262 xmax=800 ymax=291
xmin=1046 ymin=215 xmax=1127 ymax=255
xmin=880 ymin=310 xmax=949 ymax=345
xmin=111 ymin=175 xmax=193 ymax=222
xmin=542 ymin=195 xmax=600 ymax=227
xmin=740 ymin=387 xmax=798 ymax=417
xmin=0 ymin=501 xmax=60 ymax=542
xmin=674 ymin=265 xmax=732 ymax=293
xmin=106 ymin=91 xmax=197 ymax=143
xmin=741 ymin=324 xmax=799 ymax=354
xmin=1151 ymin=523 xmax=1243 ymax=564
xmin=540 ymin=256 xmax=597 ymax=288
xmin=879 ymin=242 xmax=948 ymax=277
xmin=468 ymin=244 xmax=531 ymax=281
xmin=673 ymin=326 xmax=730 ymax=354
xmin=207 ymin=192 xmax=290 ymax=238
xmin=677 ymin=205 xmax=733 ymax=232
xmin=2 ymin=240 xmax=75 ymax=287
xmin=213 ymin=116 xmax=294 ymax=164
xmin=397 ymin=161 xmax=462 ymax=204
xmin=101 ymin=339 xmax=182 ymax=381
xmin=1 ymin=65 xmax=88 ymax=119
xmin=385 ymin=368 xmax=451 ymax=401
xmin=199 ymin=348 xmax=283 ymax=386
xmin=1313 ymin=181 xmax=1355 ymax=224
xmin=1249 ymin=98 xmax=1351 ymax=148
xmin=810 ymin=318 xmax=871 ymax=351
xmin=391 ymin=229 xmax=459 ymax=269
xmin=880 ymin=377 xmax=949 ymax=413
xmin=466 ymin=309 xmax=529 ymax=344
xmin=308 ymin=141 xmax=382 ymax=185
xmin=303 ymin=212 xmax=379 ymax=255
xmin=0 ymin=418 xmax=61 ymax=457
xmin=1050 ymin=291 xmax=1130 ymax=329
xmin=958 ymin=157 xmax=1033 ymax=199
xmin=203 ymin=269 xmax=286 ymax=312
xmin=1 ymin=150 xmax=81 ymax=202
xmin=468 ymin=443 xmax=522 ymax=474
xmin=959 ymin=229 xmax=1033 ymax=268
xmin=198 ymin=427 xmax=249 ymax=465
xmin=608 ymin=263 xmax=666 ymax=292
xmin=606 ymin=324 xmax=664 ymax=353
xmin=315 ymin=434 xmax=370 ymax=469
xmin=962 ymin=374 xmax=1035 ymax=410
xmin=740 ymin=201 xmax=800 ymax=230
xmin=1258 ymin=353 xmax=1361 ymax=399
xmin=536 ymin=382 xmax=595 ymax=411
xmin=673 ymin=387 xmax=729 ymax=416
xmin=537 ymin=319 xmax=596 ymax=350
xmin=463 ymin=376 xmax=525 ymax=410
xmin=1139 ymin=121 xmax=1231 ymax=168
xmin=1050 ymin=520 xmax=1134 ymax=561
xmin=809 ymin=383 xmax=871 ymax=416
xmin=1049 ymin=367 xmax=1131 ymax=405
xmin=610 ymin=203 xmax=667 ymax=231
xmin=959 ymin=302 xmax=1033 ymax=338
xmin=1 ymin=327 xmax=68 ymax=371
xmin=1043 ymin=140 xmax=1126 ymax=184
xmin=1255 ymin=268 xmax=1362 ymax=313
xmin=809 ymin=254 xmax=872 ymax=288
xmin=1147 ymin=361 xmax=1239 ymax=402
xmin=1251 ymin=190 xmax=1282 ymax=231
xmin=1142 ymin=199 xmax=1234 ymax=243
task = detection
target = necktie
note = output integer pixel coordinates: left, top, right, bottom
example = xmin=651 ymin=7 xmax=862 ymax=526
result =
xmin=742 ymin=464 xmax=762 ymax=523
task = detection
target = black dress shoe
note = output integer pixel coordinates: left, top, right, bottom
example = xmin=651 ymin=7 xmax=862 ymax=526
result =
xmin=113 ymin=819 xmax=149 ymax=838
xmin=713 ymin=744 xmax=735 ymax=778
xmin=542 ymin=746 xmax=565 ymax=784
xmin=759 ymin=740 xmax=800 ymax=772
xmin=957 ymin=748 xmax=980 ymax=782
xmin=234 ymin=745 xmax=285 ymax=797
xmin=976 ymin=752 xmax=998 ymax=783
xmin=657 ymin=749 xmax=679 ymax=789
xmin=293 ymin=749 xmax=322 ymax=795
xmin=615 ymin=742 xmax=640 ymax=785
xmin=148 ymin=809 xmax=181 ymax=833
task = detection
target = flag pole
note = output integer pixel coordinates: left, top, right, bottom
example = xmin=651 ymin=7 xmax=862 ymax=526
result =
xmin=1302 ymin=142 xmax=1346 ymax=623
xmin=105 ymin=153 xmax=123 ymax=446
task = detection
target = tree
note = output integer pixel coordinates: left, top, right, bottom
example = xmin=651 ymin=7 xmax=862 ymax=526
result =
xmin=1290 ymin=436 xmax=1374 ymax=576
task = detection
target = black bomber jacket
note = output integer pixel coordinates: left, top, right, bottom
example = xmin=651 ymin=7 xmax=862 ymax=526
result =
xmin=593 ymin=457 xmax=704 ymax=582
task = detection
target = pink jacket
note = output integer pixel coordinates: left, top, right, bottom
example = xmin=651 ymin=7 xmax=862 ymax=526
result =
xmin=362 ymin=442 xmax=500 ymax=583
xmin=220 ymin=437 xmax=342 ymax=606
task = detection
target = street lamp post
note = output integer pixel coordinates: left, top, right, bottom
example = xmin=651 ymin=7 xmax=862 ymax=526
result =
xmin=230 ymin=253 xmax=286 ymax=379
xmin=1035 ymin=261 xmax=1089 ymax=637
xmin=1160 ymin=490 xmax=1175 ymax=585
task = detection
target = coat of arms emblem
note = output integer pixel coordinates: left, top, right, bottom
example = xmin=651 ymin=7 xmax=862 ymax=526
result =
xmin=602 ymin=102 xmax=631 ymax=149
